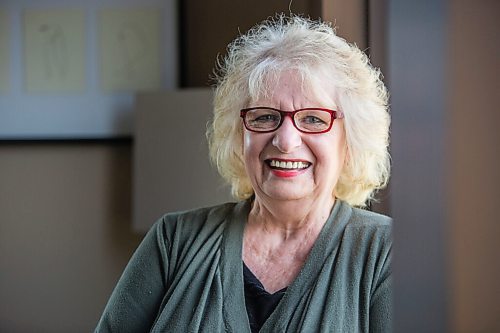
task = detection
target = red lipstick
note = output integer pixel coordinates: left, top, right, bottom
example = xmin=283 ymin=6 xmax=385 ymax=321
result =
xmin=265 ymin=158 xmax=311 ymax=178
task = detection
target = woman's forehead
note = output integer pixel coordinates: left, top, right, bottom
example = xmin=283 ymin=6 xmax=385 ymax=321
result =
xmin=248 ymin=71 xmax=339 ymax=109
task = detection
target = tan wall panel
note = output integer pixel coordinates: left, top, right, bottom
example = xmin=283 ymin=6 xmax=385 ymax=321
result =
xmin=133 ymin=89 xmax=233 ymax=232
xmin=0 ymin=143 xmax=142 ymax=332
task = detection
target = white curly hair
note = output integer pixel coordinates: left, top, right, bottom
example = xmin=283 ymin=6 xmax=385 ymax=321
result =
xmin=207 ymin=14 xmax=390 ymax=207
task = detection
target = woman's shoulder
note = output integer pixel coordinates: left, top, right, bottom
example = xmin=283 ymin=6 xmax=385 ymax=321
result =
xmin=336 ymin=202 xmax=392 ymax=277
xmin=149 ymin=201 xmax=241 ymax=243
xmin=344 ymin=202 xmax=392 ymax=229
xmin=338 ymin=201 xmax=392 ymax=247
xmin=161 ymin=201 xmax=238 ymax=224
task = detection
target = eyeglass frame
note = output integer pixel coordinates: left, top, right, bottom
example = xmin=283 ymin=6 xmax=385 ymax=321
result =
xmin=240 ymin=107 xmax=344 ymax=134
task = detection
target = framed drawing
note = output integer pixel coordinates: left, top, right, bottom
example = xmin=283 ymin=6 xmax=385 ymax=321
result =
xmin=100 ymin=8 xmax=163 ymax=92
xmin=0 ymin=0 xmax=177 ymax=139
xmin=24 ymin=9 xmax=86 ymax=93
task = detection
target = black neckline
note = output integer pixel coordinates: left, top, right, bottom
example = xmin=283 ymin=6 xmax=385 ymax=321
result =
xmin=242 ymin=262 xmax=288 ymax=296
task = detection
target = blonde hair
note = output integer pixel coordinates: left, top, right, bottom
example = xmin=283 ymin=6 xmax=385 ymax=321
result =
xmin=207 ymin=14 xmax=390 ymax=207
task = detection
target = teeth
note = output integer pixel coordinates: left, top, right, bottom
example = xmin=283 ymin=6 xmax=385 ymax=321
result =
xmin=269 ymin=160 xmax=309 ymax=169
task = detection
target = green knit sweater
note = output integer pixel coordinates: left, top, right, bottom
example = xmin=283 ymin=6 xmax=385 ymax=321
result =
xmin=95 ymin=199 xmax=392 ymax=332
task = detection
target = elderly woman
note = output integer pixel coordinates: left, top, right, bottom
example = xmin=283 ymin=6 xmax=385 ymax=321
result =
xmin=96 ymin=15 xmax=391 ymax=333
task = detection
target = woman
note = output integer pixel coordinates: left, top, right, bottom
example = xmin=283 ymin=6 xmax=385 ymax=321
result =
xmin=96 ymin=14 xmax=391 ymax=332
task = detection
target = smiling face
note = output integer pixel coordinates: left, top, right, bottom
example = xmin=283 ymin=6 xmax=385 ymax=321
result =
xmin=243 ymin=71 xmax=347 ymax=203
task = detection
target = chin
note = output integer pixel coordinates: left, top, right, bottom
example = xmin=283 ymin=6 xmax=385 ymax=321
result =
xmin=262 ymin=186 xmax=312 ymax=202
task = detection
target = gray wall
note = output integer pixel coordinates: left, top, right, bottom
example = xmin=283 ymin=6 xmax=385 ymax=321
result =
xmin=389 ymin=0 xmax=448 ymax=331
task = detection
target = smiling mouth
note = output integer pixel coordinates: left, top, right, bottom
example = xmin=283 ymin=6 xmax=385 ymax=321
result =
xmin=266 ymin=159 xmax=311 ymax=170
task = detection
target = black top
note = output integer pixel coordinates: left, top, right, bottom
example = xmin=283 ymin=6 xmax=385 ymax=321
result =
xmin=243 ymin=262 xmax=287 ymax=332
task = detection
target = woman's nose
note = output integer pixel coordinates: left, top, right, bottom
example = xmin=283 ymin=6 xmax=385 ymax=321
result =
xmin=272 ymin=116 xmax=302 ymax=153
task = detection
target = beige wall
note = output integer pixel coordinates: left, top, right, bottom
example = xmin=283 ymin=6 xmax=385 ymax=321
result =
xmin=449 ymin=0 xmax=500 ymax=331
xmin=0 ymin=143 xmax=142 ymax=332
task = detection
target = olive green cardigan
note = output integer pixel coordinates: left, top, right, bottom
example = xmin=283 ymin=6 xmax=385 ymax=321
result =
xmin=95 ymin=199 xmax=392 ymax=332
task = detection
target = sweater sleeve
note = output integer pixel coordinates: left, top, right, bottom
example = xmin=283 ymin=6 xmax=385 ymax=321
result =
xmin=369 ymin=243 xmax=393 ymax=333
xmin=95 ymin=218 xmax=170 ymax=333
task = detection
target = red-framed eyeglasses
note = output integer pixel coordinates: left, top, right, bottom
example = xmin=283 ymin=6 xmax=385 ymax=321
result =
xmin=240 ymin=107 xmax=344 ymax=134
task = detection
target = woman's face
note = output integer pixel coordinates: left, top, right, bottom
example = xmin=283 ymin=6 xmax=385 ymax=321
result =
xmin=243 ymin=72 xmax=347 ymax=203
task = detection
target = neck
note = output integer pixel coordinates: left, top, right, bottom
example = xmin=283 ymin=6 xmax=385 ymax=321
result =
xmin=248 ymin=194 xmax=335 ymax=239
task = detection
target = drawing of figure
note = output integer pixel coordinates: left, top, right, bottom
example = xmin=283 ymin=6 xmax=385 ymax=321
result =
xmin=114 ymin=22 xmax=147 ymax=80
xmin=38 ymin=23 xmax=68 ymax=80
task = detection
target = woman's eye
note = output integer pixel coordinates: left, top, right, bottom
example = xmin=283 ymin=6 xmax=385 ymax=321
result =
xmin=255 ymin=114 xmax=279 ymax=122
xmin=303 ymin=116 xmax=326 ymax=124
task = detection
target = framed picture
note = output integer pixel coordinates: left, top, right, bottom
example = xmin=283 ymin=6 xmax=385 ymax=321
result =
xmin=0 ymin=0 xmax=177 ymax=139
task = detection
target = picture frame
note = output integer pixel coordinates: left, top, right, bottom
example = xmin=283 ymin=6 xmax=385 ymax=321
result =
xmin=0 ymin=0 xmax=177 ymax=139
